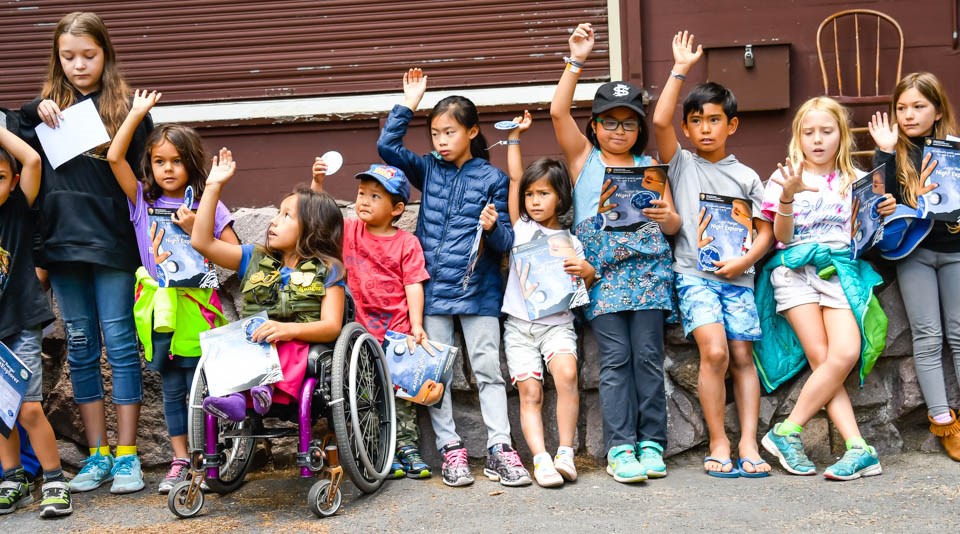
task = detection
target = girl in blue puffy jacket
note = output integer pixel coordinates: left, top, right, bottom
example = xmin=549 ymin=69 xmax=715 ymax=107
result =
xmin=378 ymin=68 xmax=531 ymax=488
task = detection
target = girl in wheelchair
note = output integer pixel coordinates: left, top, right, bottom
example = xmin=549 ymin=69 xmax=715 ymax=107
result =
xmin=191 ymin=149 xmax=346 ymax=421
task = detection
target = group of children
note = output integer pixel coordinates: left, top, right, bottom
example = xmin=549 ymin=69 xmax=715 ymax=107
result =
xmin=1 ymin=12 xmax=959 ymax=521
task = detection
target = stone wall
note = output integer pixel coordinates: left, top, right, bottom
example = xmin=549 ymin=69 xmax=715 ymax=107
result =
xmin=40 ymin=204 xmax=958 ymax=468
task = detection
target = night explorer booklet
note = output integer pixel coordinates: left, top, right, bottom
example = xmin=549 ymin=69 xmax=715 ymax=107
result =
xmin=600 ymin=165 xmax=669 ymax=232
xmin=511 ymin=231 xmax=589 ymax=320
xmin=697 ymin=193 xmax=754 ymax=274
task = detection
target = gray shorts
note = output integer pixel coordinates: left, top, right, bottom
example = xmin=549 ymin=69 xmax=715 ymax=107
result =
xmin=2 ymin=326 xmax=43 ymax=403
xmin=503 ymin=316 xmax=578 ymax=384
xmin=771 ymin=265 xmax=849 ymax=313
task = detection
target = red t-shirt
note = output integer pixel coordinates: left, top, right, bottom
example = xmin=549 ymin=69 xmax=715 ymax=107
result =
xmin=343 ymin=218 xmax=429 ymax=342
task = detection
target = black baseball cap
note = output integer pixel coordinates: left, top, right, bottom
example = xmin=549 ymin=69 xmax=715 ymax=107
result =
xmin=592 ymin=81 xmax=646 ymax=117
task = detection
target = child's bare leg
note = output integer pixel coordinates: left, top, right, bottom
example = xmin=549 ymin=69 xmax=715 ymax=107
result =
xmin=547 ymin=354 xmax=578 ymax=449
xmin=517 ymin=379 xmax=545 ymax=455
xmin=0 ymin=431 xmax=21 ymax=471
xmin=116 ymin=403 xmax=141 ymax=448
xmin=17 ymin=402 xmax=62 ymax=472
xmin=170 ymin=435 xmax=189 ymax=459
xmin=728 ymin=340 xmax=769 ymax=473
xmin=692 ymin=323 xmax=733 ymax=472
xmin=78 ymin=401 xmax=111 ymax=451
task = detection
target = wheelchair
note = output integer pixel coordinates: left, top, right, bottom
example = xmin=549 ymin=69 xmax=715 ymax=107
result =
xmin=167 ymin=294 xmax=396 ymax=519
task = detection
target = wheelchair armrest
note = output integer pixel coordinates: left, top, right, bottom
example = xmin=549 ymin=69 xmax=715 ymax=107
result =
xmin=306 ymin=343 xmax=334 ymax=378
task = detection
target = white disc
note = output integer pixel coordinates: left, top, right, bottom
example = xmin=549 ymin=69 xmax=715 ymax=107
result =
xmin=320 ymin=150 xmax=343 ymax=176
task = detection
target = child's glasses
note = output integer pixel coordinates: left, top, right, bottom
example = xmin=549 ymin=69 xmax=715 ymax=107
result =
xmin=596 ymin=118 xmax=640 ymax=131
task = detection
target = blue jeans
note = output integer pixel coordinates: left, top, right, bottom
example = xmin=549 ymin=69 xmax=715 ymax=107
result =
xmin=48 ymin=263 xmax=142 ymax=405
xmin=151 ymin=330 xmax=198 ymax=438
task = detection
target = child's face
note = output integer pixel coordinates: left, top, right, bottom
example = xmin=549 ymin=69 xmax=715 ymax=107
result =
xmin=57 ymin=33 xmax=105 ymax=96
xmin=681 ymin=103 xmax=737 ymax=156
xmin=268 ymin=194 xmax=301 ymax=253
xmin=150 ymin=140 xmax=189 ymax=198
xmin=0 ymin=161 xmax=17 ymax=208
xmin=592 ymin=107 xmax=639 ymax=155
xmin=356 ymin=179 xmax=402 ymax=228
xmin=896 ymin=87 xmax=941 ymax=138
xmin=524 ymin=177 xmax=561 ymax=225
xmin=799 ymin=109 xmax=841 ymax=173
xmin=431 ymin=111 xmax=478 ymax=168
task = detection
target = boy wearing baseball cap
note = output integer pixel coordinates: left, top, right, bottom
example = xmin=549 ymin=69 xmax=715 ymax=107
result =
xmin=311 ymin=159 xmax=432 ymax=479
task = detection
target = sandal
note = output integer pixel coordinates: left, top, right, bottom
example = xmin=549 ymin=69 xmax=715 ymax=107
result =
xmin=737 ymin=458 xmax=771 ymax=478
xmin=704 ymin=456 xmax=739 ymax=478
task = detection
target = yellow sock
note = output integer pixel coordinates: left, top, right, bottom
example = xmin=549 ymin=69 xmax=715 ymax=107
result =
xmin=90 ymin=446 xmax=111 ymax=457
xmin=116 ymin=445 xmax=138 ymax=457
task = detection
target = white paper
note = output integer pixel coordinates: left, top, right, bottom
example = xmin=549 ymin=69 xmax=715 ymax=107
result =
xmin=35 ymin=99 xmax=110 ymax=169
xmin=320 ymin=150 xmax=343 ymax=175
xmin=947 ymin=135 xmax=960 ymax=143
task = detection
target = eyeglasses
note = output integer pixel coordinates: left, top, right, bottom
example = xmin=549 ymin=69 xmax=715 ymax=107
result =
xmin=596 ymin=118 xmax=640 ymax=132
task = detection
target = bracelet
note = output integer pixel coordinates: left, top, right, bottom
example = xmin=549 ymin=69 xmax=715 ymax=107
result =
xmin=504 ymin=139 xmax=520 ymax=145
xmin=670 ymin=71 xmax=687 ymax=81
xmin=779 ymin=197 xmax=794 ymax=204
xmin=776 ymin=210 xmax=794 ymax=218
xmin=564 ymin=56 xmax=585 ymax=74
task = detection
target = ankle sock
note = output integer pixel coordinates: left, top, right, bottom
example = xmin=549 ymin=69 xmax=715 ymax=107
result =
xmin=932 ymin=412 xmax=953 ymax=425
xmin=43 ymin=468 xmax=66 ymax=483
xmin=116 ymin=445 xmax=138 ymax=457
xmin=556 ymin=446 xmax=575 ymax=458
xmin=533 ymin=452 xmax=551 ymax=466
xmin=3 ymin=465 xmax=26 ymax=483
xmin=844 ymin=437 xmax=875 ymax=454
xmin=775 ymin=420 xmax=803 ymax=436
xmin=90 ymin=445 xmax=111 ymax=456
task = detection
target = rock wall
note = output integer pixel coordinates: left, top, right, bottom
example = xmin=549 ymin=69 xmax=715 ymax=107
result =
xmin=41 ymin=204 xmax=958 ymax=468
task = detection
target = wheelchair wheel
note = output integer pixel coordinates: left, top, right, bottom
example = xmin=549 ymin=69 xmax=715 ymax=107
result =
xmin=187 ymin=363 xmax=257 ymax=494
xmin=307 ymin=479 xmax=342 ymax=518
xmin=168 ymin=481 xmax=204 ymax=518
xmin=330 ymin=322 xmax=396 ymax=494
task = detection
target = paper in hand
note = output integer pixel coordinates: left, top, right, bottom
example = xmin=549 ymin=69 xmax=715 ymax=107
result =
xmin=35 ymin=99 xmax=110 ymax=168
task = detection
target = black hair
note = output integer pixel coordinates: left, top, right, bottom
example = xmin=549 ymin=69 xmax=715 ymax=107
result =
xmin=518 ymin=158 xmax=573 ymax=222
xmin=584 ymin=111 xmax=650 ymax=156
xmin=427 ymin=95 xmax=489 ymax=161
xmin=682 ymin=82 xmax=738 ymax=122
xmin=358 ymin=176 xmax=405 ymax=223
xmin=0 ymin=147 xmax=16 ymax=175
xmin=141 ymin=124 xmax=208 ymax=203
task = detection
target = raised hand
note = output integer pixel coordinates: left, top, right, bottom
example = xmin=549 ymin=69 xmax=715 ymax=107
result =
xmin=672 ymin=31 xmax=703 ymax=70
xmin=479 ymin=203 xmax=498 ymax=231
xmin=867 ymin=112 xmax=899 ymax=153
xmin=130 ymin=89 xmax=161 ymax=117
xmin=568 ymin=22 xmax=595 ymax=61
xmin=402 ymin=68 xmax=428 ymax=111
xmin=597 ymin=178 xmax=619 ymax=214
xmin=697 ymin=207 xmax=714 ymax=248
xmin=206 ymin=147 xmax=236 ymax=187
xmin=772 ymin=159 xmax=819 ymax=200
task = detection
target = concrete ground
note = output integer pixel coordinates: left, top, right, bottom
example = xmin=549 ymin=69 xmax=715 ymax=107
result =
xmin=3 ymin=450 xmax=958 ymax=533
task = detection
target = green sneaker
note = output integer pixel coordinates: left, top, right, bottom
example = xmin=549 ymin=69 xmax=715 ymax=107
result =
xmin=0 ymin=480 xmax=33 ymax=515
xmin=606 ymin=444 xmax=647 ymax=483
xmin=39 ymin=481 xmax=73 ymax=518
xmin=823 ymin=446 xmax=882 ymax=481
xmin=389 ymin=454 xmax=406 ymax=479
xmin=637 ymin=441 xmax=667 ymax=478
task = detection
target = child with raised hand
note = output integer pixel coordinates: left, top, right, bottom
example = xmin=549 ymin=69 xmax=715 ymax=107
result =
xmin=106 ymin=90 xmax=239 ymax=493
xmin=18 ymin=11 xmax=151 ymax=495
xmin=551 ymin=22 xmax=680 ymax=484
xmin=755 ymin=97 xmax=896 ymax=480
xmin=502 ymin=111 xmax=591 ymax=487
xmin=378 ymin=68 xmax=530 ymax=487
xmin=192 ymin=151 xmax=346 ymax=423
xmin=0 ymin=127 xmax=72 ymax=518
xmin=310 ymin=157 xmax=433 ymax=479
xmin=652 ymin=31 xmax=774 ymax=478
xmin=868 ymin=72 xmax=960 ymax=461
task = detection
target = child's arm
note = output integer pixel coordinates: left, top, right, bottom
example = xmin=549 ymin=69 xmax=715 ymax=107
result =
xmin=506 ymin=110 xmax=533 ymax=225
xmin=479 ymin=172 xmax=515 ymax=253
xmin=653 ymin=31 xmax=702 ymax=166
xmin=107 ymin=90 xmax=160 ymax=204
xmin=251 ymin=286 xmax=345 ymax=344
xmin=310 ymin=157 xmax=328 ymax=193
xmin=771 ymin=160 xmax=818 ymax=244
xmin=191 ymin=148 xmax=242 ymax=271
xmin=404 ymin=282 xmax=427 ymax=343
xmin=563 ymin=257 xmax=597 ymax=290
xmin=550 ymin=22 xmax=596 ymax=182
xmin=377 ymin=69 xmax=429 ymax=191
xmin=0 ymin=127 xmax=42 ymax=207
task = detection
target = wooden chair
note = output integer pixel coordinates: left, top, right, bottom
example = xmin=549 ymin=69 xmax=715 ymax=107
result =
xmin=816 ymin=9 xmax=904 ymax=159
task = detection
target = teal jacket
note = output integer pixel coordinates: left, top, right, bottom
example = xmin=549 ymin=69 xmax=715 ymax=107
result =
xmin=753 ymin=243 xmax=887 ymax=393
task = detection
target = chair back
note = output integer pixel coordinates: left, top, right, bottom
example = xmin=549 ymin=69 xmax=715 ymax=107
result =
xmin=816 ymin=9 xmax=904 ymax=104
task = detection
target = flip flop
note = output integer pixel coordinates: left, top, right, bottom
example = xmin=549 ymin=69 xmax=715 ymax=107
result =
xmin=737 ymin=458 xmax=771 ymax=478
xmin=704 ymin=456 xmax=740 ymax=478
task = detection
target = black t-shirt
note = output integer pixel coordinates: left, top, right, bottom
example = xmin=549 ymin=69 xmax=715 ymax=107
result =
xmin=0 ymin=188 xmax=54 ymax=339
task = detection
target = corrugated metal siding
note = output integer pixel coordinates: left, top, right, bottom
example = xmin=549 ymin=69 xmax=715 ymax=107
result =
xmin=0 ymin=0 xmax=609 ymax=107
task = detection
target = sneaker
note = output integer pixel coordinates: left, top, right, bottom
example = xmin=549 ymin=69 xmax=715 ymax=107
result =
xmin=250 ymin=385 xmax=273 ymax=415
xmin=158 ymin=458 xmax=190 ymax=494
xmin=607 ymin=444 xmax=647 ymax=483
xmin=484 ymin=444 xmax=532 ymax=487
xmin=0 ymin=480 xmax=33 ymax=514
xmin=823 ymin=446 xmax=882 ymax=481
xmin=762 ymin=428 xmax=817 ymax=475
xmin=440 ymin=441 xmax=474 ymax=487
xmin=533 ymin=454 xmax=563 ymax=488
xmin=69 ymin=452 xmax=114 ymax=492
xmin=389 ymin=454 xmax=406 ymax=479
xmin=39 ymin=481 xmax=73 ymax=518
xmin=397 ymin=445 xmax=431 ymax=479
xmin=110 ymin=455 xmax=145 ymax=494
xmin=554 ymin=450 xmax=578 ymax=482
xmin=202 ymin=392 xmax=247 ymax=422
xmin=637 ymin=441 xmax=667 ymax=478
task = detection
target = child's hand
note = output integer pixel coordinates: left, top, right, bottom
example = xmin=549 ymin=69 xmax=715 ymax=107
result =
xmin=643 ymin=198 xmax=674 ymax=225
xmin=867 ymin=112 xmax=899 ymax=153
xmin=568 ymin=22 xmax=595 ymax=61
xmin=712 ymin=256 xmax=750 ymax=280
xmin=773 ymin=159 xmax=818 ymax=200
xmin=403 ymin=68 xmax=428 ymax=111
xmin=597 ymin=179 xmax=619 ymax=214
xmin=206 ymin=148 xmax=236 ymax=187
xmin=130 ymin=89 xmax=161 ymax=116
xmin=876 ymin=193 xmax=896 ymax=217
xmin=479 ymin=203 xmax=498 ymax=231
xmin=697 ymin=206 xmax=714 ymax=248
xmin=37 ymin=99 xmax=64 ymax=128
xmin=172 ymin=205 xmax=196 ymax=235
xmin=563 ymin=257 xmax=594 ymax=280
xmin=672 ymin=30 xmax=703 ymax=72
xmin=311 ymin=156 xmax=327 ymax=192
xmin=251 ymin=320 xmax=299 ymax=343
xmin=148 ymin=221 xmax=173 ymax=264
xmin=508 ymin=110 xmax=533 ymax=141
xmin=918 ymin=152 xmax=940 ymax=195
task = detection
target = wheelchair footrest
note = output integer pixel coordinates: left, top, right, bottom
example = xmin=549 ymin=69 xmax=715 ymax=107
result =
xmin=222 ymin=427 xmax=297 ymax=440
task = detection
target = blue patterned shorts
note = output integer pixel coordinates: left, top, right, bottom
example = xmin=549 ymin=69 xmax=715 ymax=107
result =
xmin=676 ymin=273 xmax=761 ymax=341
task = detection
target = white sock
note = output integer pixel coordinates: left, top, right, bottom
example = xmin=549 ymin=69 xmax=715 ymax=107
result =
xmin=556 ymin=446 xmax=575 ymax=458
xmin=932 ymin=412 xmax=953 ymax=425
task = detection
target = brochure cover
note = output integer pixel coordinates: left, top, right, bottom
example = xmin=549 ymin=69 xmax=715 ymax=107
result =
xmin=697 ymin=193 xmax=755 ymax=274
xmin=850 ymin=164 xmax=887 ymax=259
xmin=601 ymin=165 xmax=669 ymax=232
xmin=383 ymin=330 xmax=458 ymax=407
xmin=150 ymin=206 xmax=219 ymax=288
xmin=511 ymin=231 xmax=589 ymax=320
xmin=0 ymin=341 xmax=32 ymax=439
xmin=918 ymin=138 xmax=960 ymax=223
xmin=199 ymin=312 xmax=283 ymax=397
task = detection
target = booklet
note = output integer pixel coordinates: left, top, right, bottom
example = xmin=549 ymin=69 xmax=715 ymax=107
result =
xmin=697 ymin=193 xmax=754 ymax=274
xmin=600 ymin=165 xmax=669 ymax=232
xmin=150 ymin=205 xmax=219 ymax=288
xmin=850 ymin=164 xmax=887 ymax=259
xmin=511 ymin=231 xmax=589 ymax=320
xmin=0 ymin=341 xmax=33 ymax=439
xmin=199 ymin=312 xmax=284 ymax=397
xmin=918 ymin=138 xmax=960 ymax=223
xmin=383 ymin=330 xmax=458 ymax=408
xmin=34 ymin=99 xmax=111 ymax=168
xmin=461 ymin=196 xmax=492 ymax=290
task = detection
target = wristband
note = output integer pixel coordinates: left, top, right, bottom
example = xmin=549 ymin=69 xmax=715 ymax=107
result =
xmin=504 ymin=139 xmax=520 ymax=145
xmin=776 ymin=210 xmax=794 ymax=218
xmin=564 ymin=56 xmax=585 ymax=74
xmin=670 ymin=71 xmax=687 ymax=81
xmin=779 ymin=197 xmax=794 ymax=204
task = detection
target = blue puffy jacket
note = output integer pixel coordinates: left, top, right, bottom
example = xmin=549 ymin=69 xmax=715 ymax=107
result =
xmin=378 ymin=105 xmax=513 ymax=316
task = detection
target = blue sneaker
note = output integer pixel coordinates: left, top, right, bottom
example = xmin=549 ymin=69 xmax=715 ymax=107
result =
xmin=69 ymin=452 xmax=114 ymax=492
xmin=762 ymin=428 xmax=816 ymax=475
xmin=606 ymin=444 xmax=647 ymax=483
xmin=110 ymin=455 xmax=145 ymax=494
xmin=637 ymin=441 xmax=667 ymax=478
xmin=823 ymin=446 xmax=882 ymax=481
xmin=390 ymin=454 xmax=405 ymax=479
xmin=397 ymin=445 xmax=432 ymax=479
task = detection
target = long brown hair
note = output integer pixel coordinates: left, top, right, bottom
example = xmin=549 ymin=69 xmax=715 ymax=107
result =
xmin=41 ymin=12 xmax=129 ymax=138
xmin=787 ymin=96 xmax=859 ymax=194
xmin=266 ymin=188 xmax=345 ymax=283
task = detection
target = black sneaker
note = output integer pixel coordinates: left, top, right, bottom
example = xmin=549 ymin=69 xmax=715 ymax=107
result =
xmin=483 ymin=444 xmax=532 ymax=487
xmin=39 ymin=481 xmax=72 ymax=518
xmin=0 ymin=480 xmax=33 ymax=515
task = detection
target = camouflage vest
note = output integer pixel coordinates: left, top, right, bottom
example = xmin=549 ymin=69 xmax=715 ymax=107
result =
xmin=241 ymin=246 xmax=327 ymax=323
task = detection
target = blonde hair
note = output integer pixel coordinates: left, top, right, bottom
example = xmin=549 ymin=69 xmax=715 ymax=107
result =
xmin=787 ymin=97 xmax=858 ymax=194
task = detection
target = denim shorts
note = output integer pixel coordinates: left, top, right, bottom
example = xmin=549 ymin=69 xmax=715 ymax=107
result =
xmin=676 ymin=273 xmax=762 ymax=341
xmin=3 ymin=326 xmax=44 ymax=403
